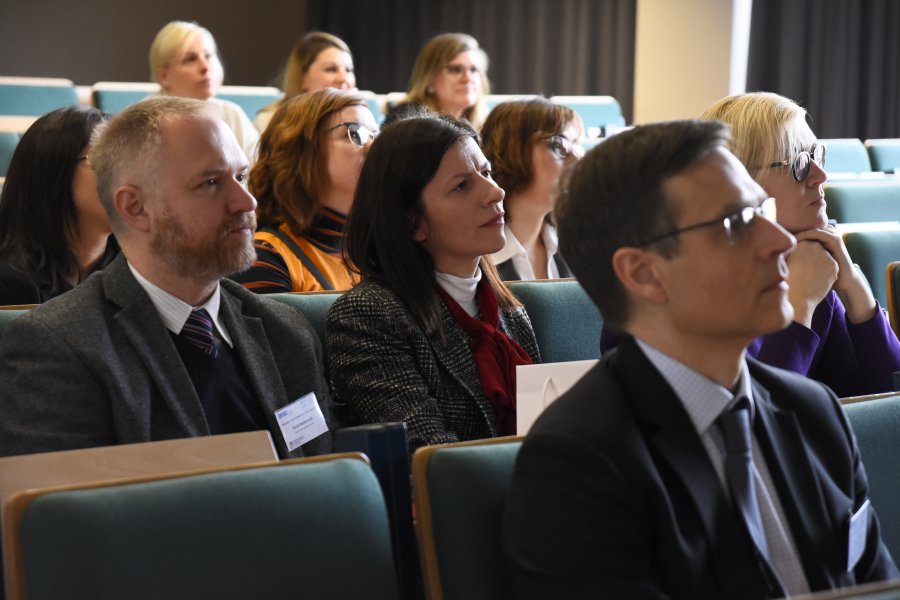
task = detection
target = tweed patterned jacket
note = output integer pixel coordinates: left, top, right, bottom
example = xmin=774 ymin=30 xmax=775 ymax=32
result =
xmin=326 ymin=279 xmax=541 ymax=454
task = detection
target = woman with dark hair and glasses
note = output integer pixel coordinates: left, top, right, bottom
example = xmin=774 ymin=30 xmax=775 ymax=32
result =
xmin=481 ymin=98 xmax=583 ymax=280
xmin=696 ymin=92 xmax=900 ymax=395
xmin=0 ymin=105 xmax=117 ymax=305
xmin=232 ymin=88 xmax=377 ymax=292
xmin=326 ymin=114 xmax=540 ymax=454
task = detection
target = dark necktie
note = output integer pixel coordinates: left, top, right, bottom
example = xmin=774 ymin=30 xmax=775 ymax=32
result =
xmin=181 ymin=308 xmax=218 ymax=358
xmin=720 ymin=398 xmax=785 ymax=597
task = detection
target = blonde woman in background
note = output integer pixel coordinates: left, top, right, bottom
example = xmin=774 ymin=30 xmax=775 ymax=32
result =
xmin=254 ymin=32 xmax=356 ymax=132
xmin=385 ymin=33 xmax=490 ymax=129
xmin=150 ymin=20 xmax=259 ymax=160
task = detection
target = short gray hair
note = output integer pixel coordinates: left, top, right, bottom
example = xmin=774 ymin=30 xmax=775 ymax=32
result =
xmin=90 ymin=96 xmax=215 ymax=234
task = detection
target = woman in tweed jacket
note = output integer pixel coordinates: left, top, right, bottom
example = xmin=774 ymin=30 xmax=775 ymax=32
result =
xmin=326 ymin=114 xmax=540 ymax=454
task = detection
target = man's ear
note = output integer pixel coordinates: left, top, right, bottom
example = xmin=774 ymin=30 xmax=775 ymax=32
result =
xmin=611 ymin=246 xmax=669 ymax=305
xmin=114 ymin=185 xmax=151 ymax=233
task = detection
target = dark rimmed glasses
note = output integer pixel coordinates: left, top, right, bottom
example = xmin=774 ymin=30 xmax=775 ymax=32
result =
xmin=544 ymin=135 xmax=583 ymax=160
xmin=329 ymin=122 xmax=378 ymax=147
xmin=636 ymin=197 xmax=778 ymax=247
xmin=767 ymin=143 xmax=826 ymax=182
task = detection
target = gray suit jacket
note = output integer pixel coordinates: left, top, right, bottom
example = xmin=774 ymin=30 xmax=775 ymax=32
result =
xmin=326 ymin=279 xmax=540 ymax=454
xmin=0 ymin=255 xmax=333 ymax=459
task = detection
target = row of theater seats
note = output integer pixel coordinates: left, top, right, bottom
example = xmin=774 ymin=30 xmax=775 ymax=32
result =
xmin=819 ymin=137 xmax=900 ymax=175
xmin=3 ymin=390 xmax=900 ymax=599
xmin=0 ymin=75 xmax=627 ymax=177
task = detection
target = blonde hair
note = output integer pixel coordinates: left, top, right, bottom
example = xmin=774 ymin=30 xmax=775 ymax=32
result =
xmin=91 ymin=96 xmax=216 ymax=234
xmin=149 ymin=21 xmax=223 ymax=89
xmin=405 ymin=33 xmax=490 ymax=128
xmin=251 ymin=89 xmax=366 ymax=234
xmin=700 ymin=92 xmax=812 ymax=179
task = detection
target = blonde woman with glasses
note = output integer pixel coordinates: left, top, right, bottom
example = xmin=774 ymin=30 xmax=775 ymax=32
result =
xmin=700 ymin=92 xmax=900 ymax=396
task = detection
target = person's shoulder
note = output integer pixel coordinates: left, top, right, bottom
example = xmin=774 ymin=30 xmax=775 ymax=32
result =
xmin=0 ymin=260 xmax=42 ymax=305
xmin=747 ymin=357 xmax=840 ymax=417
xmin=330 ymin=279 xmax=405 ymax=315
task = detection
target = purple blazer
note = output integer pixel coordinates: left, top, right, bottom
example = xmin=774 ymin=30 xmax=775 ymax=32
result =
xmin=600 ymin=291 xmax=900 ymax=398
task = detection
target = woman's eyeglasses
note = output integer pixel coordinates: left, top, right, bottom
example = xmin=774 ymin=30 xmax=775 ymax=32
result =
xmin=544 ymin=135 xmax=583 ymax=160
xmin=443 ymin=64 xmax=481 ymax=77
xmin=329 ymin=122 xmax=378 ymax=147
xmin=635 ymin=197 xmax=778 ymax=247
xmin=767 ymin=143 xmax=826 ymax=182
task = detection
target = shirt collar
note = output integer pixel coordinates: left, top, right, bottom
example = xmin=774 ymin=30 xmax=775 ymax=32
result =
xmin=491 ymin=223 xmax=561 ymax=278
xmin=127 ymin=261 xmax=233 ymax=347
xmin=635 ymin=337 xmax=753 ymax=435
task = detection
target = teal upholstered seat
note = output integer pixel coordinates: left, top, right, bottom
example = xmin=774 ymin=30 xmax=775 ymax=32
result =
xmin=825 ymin=180 xmax=900 ymax=224
xmin=820 ymin=138 xmax=872 ymax=173
xmin=0 ymin=132 xmax=19 ymax=177
xmin=412 ymin=437 xmax=522 ymax=600
xmin=844 ymin=395 xmax=900 ymax=560
xmin=550 ymin=95 xmax=625 ymax=138
xmin=842 ymin=231 xmax=900 ymax=308
xmin=14 ymin=456 xmax=399 ymax=600
xmin=507 ymin=279 xmax=602 ymax=363
xmin=215 ymin=86 xmax=281 ymax=120
xmin=0 ymin=77 xmax=78 ymax=116
xmin=865 ymin=139 xmax=900 ymax=174
xmin=270 ymin=291 xmax=342 ymax=351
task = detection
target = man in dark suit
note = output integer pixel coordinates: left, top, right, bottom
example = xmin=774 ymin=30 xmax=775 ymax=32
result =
xmin=503 ymin=120 xmax=898 ymax=598
xmin=0 ymin=96 xmax=333 ymax=459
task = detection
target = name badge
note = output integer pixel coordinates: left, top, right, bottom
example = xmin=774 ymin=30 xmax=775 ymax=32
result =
xmin=275 ymin=392 xmax=328 ymax=451
xmin=847 ymin=498 xmax=871 ymax=572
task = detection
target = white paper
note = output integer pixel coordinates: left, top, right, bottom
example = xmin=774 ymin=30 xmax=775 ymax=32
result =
xmin=516 ymin=360 xmax=597 ymax=434
xmin=275 ymin=392 xmax=328 ymax=451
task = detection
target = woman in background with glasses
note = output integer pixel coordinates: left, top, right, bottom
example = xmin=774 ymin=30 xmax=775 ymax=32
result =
xmin=700 ymin=91 xmax=900 ymax=395
xmin=385 ymin=33 xmax=490 ymax=129
xmin=0 ymin=106 xmax=117 ymax=305
xmin=254 ymin=31 xmax=356 ymax=133
xmin=482 ymin=98 xmax=583 ymax=280
xmin=326 ymin=114 xmax=539 ymax=454
xmin=232 ymin=89 xmax=377 ymax=292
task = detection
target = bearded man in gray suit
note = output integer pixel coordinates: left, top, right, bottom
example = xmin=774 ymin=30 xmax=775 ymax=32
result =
xmin=0 ymin=96 xmax=333 ymax=459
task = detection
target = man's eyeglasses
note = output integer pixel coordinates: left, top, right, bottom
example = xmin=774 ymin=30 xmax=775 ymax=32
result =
xmin=443 ymin=64 xmax=481 ymax=77
xmin=767 ymin=143 xmax=826 ymax=182
xmin=635 ymin=197 xmax=778 ymax=247
xmin=329 ymin=122 xmax=378 ymax=147
xmin=544 ymin=135 xmax=583 ymax=160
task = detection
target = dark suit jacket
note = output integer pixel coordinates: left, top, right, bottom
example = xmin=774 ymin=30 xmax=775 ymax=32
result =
xmin=0 ymin=254 xmax=333 ymax=459
xmin=503 ymin=335 xmax=898 ymax=599
xmin=326 ymin=278 xmax=540 ymax=454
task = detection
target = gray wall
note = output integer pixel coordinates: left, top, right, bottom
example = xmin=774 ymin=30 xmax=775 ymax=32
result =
xmin=0 ymin=0 xmax=308 ymax=86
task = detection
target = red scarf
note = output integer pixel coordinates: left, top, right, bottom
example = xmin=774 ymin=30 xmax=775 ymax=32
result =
xmin=438 ymin=281 xmax=533 ymax=435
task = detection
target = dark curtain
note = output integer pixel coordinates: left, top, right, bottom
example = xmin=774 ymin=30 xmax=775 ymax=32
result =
xmin=308 ymin=0 xmax=636 ymax=122
xmin=747 ymin=0 xmax=900 ymax=138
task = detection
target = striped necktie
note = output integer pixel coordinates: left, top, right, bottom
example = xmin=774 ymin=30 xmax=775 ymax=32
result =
xmin=181 ymin=308 xmax=218 ymax=358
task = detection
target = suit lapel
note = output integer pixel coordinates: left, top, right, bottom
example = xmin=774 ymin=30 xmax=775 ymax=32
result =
xmin=218 ymin=289 xmax=292 ymax=456
xmin=430 ymin=301 xmax=496 ymax=434
xmin=616 ymin=337 xmax=767 ymax=598
xmin=751 ymin=378 xmax=841 ymax=589
xmin=102 ymin=257 xmax=209 ymax=437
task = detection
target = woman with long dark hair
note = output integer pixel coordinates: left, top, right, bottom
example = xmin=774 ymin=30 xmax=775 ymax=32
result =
xmin=326 ymin=114 xmax=540 ymax=454
xmin=0 ymin=106 xmax=116 ymax=304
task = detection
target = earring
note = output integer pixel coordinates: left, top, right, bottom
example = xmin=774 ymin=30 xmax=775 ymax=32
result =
xmin=427 ymin=86 xmax=435 ymax=95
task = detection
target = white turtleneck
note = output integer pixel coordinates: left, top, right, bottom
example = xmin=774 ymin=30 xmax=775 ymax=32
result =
xmin=435 ymin=269 xmax=482 ymax=318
